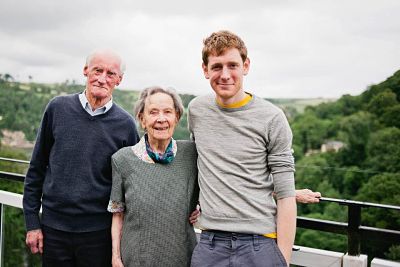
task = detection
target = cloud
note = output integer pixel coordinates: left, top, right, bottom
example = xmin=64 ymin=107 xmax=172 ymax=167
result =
xmin=0 ymin=0 xmax=399 ymax=98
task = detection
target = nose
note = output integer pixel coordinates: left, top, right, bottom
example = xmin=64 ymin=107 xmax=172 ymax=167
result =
xmin=221 ymin=66 xmax=230 ymax=80
xmin=97 ymin=72 xmax=107 ymax=83
xmin=156 ymin=113 xmax=167 ymax=122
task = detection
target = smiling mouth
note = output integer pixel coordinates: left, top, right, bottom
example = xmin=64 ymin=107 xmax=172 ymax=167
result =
xmin=154 ymin=126 xmax=169 ymax=131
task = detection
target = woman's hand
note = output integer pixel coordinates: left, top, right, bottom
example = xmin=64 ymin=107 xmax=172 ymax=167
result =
xmin=112 ymin=255 xmax=124 ymax=267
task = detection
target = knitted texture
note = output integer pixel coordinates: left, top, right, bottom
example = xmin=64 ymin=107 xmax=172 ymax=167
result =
xmin=23 ymin=93 xmax=139 ymax=232
xmin=110 ymin=140 xmax=199 ymax=267
xmin=188 ymin=94 xmax=295 ymax=235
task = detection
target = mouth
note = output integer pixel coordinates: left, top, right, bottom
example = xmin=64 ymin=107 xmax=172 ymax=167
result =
xmin=154 ymin=126 xmax=169 ymax=131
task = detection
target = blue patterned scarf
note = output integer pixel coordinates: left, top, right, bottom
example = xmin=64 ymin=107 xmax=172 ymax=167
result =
xmin=144 ymin=134 xmax=175 ymax=164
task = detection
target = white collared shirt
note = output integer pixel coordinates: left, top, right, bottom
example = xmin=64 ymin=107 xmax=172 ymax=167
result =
xmin=79 ymin=91 xmax=113 ymax=116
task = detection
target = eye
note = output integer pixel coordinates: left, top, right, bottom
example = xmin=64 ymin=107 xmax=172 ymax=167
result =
xmin=96 ymin=68 xmax=103 ymax=73
xmin=107 ymin=71 xmax=117 ymax=79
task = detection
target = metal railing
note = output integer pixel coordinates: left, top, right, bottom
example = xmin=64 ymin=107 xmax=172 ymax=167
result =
xmin=0 ymin=156 xmax=400 ymax=263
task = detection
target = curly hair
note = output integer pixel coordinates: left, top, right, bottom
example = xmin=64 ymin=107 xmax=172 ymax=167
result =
xmin=202 ymin=30 xmax=248 ymax=66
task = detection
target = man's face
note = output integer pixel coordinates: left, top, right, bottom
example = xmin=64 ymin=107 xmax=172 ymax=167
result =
xmin=83 ymin=53 xmax=123 ymax=100
xmin=202 ymin=48 xmax=250 ymax=103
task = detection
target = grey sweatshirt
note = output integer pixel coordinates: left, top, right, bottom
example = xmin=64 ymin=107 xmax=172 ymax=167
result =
xmin=188 ymin=94 xmax=295 ymax=235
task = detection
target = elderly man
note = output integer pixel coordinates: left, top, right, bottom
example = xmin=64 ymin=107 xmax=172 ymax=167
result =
xmin=188 ymin=31 xmax=297 ymax=267
xmin=23 ymin=49 xmax=139 ymax=266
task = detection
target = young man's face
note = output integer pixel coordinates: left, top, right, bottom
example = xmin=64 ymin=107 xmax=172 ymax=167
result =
xmin=202 ymin=48 xmax=250 ymax=104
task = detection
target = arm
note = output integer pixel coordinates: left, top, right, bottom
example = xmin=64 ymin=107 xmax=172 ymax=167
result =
xmin=277 ymin=196 xmax=297 ymax=266
xmin=111 ymin=212 xmax=125 ymax=267
xmin=23 ymin=103 xmax=54 ymax=253
xmin=296 ymin=189 xmax=321 ymax=203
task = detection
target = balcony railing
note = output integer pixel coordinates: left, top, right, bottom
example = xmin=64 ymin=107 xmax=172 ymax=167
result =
xmin=0 ymin=157 xmax=399 ymax=267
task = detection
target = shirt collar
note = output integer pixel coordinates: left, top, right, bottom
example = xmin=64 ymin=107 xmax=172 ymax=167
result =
xmin=79 ymin=91 xmax=113 ymax=116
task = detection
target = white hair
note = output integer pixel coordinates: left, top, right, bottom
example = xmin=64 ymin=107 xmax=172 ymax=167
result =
xmin=85 ymin=49 xmax=126 ymax=74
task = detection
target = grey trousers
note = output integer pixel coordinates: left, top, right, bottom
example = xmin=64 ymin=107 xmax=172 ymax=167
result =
xmin=191 ymin=231 xmax=287 ymax=267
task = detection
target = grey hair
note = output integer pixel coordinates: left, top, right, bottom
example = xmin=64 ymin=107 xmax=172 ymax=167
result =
xmin=85 ymin=49 xmax=126 ymax=74
xmin=134 ymin=86 xmax=184 ymax=123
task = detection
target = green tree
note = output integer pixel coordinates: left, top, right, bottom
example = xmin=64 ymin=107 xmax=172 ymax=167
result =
xmin=366 ymin=89 xmax=398 ymax=117
xmin=356 ymin=173 xmax=400 ymax=229
xmin=338 ymin=111 xmax=378 ymax=166
xmin=366 ymin=127 xmax=400 ymax=173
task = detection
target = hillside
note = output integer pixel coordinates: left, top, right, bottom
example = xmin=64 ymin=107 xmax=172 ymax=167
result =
xmin=0 ymin=78 xmax=330 ymax=144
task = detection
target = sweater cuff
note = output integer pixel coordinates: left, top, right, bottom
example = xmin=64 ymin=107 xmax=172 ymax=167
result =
xmin=24 ymin=214 xmax=41 ymax=231
xmin=273 ymin=171 xmax=296 ymax=199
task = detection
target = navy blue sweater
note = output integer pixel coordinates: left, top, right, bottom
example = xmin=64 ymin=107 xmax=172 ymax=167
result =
xmin=23 ymin=93 xmax=139 ymax=232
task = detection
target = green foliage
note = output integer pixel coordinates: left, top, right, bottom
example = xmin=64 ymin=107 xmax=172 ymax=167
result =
xmin=337 ymin=111 xmax=378 ymax=165
xmin=366 ymin=127 xmax=400 ymax=173
xmin=385 ymin=245 xmax=400 ymax=261
xmin=356 ymin=173 xmax=400 ymax=228
xmin=291 ymin=112 xmax=330 ymax=153
xmin=366 ymin=89 xmax=398 ymax=117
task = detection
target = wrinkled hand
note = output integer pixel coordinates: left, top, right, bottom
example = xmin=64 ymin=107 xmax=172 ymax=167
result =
xmin=26 ymin=229 xmax=43 ymax=254
xmin=112 ymin=255 xmax=124 ymax=267
xmin=296 ymin=189 xmax=321 ymax=204
xmin=189 ymin=206 xmax=201 ymax=224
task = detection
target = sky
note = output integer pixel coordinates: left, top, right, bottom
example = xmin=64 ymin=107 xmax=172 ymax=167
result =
xmin=0 ymin=0 xmax=399 ymax=98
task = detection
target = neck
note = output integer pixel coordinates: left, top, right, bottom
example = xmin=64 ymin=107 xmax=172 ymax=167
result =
xmin=147 ymin=135 xmax=171 ymax=153
xmin=216 ymin=90 xmax=247 ymax=106
xmin=85 ymin=91 xmax=111 ymax=111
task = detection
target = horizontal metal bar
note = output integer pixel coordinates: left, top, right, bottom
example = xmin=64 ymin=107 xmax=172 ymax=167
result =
xmin=0 ymin=157 xmax=29 ymax=164
xmin=320 ymin=197 xmax=400 ymax=211
xmin=297 ymin=216 xmax=348 ymax=235
xmin=0 ymin=171 xmax=25 ymax=182
xmin=359 ymin=226 xmax=400 ymax=244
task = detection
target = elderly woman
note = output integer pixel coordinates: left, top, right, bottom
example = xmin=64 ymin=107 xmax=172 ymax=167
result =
xmin=108 ymin=87 xmax=199 ymax=267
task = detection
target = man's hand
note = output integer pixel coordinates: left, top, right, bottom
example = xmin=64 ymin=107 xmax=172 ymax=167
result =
xmin=189 ymin=206 xmax=201 ymax=224
xmin=26 ymin=229 xmax=43 ymax=254
xmin=296 ymin=189 xmax=321 ymax=204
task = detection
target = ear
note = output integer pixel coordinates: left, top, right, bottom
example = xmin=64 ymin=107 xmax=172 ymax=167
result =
xmin=139 ymin=114 xmax=146 ymax=129
xmin=116 ymin=74 xmax=123 ymax=86
xmin=202 ymin=63 xmax=210 ymax=79
xmin=83 ymin=65 xmax=89 ymax=77
xmin=243 ymin=58 xmax=250 ymax=76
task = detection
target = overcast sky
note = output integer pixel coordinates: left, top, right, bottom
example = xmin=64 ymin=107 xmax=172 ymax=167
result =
xmin=1 ymin=0 xmax=399 ymax=98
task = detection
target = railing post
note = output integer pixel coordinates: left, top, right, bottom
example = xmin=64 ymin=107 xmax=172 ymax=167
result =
xmin=348 ymin=204 xmax=361 ymax=256
xmin=0 ymin=203 xmax=4 ymax=267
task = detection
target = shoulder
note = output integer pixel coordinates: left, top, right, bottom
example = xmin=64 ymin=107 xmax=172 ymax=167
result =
xmin=110 ymin=104 xmax=137 ymax=127
xmin=45 ymin=93 xmax=79 ymax=114
xmin=112 ymin=146 xmax=133 ymax=162
xmin=176 ymin=140 xmax=197 ymax=156
xmin=252 ymin=96 xmax=283 ymax=115
xmin=188 ymin=94 xmax=214 ymax=110
xmin=48 ymin=93 xmax=78 ymax=107
xmin=112 ymin=103 xmax=134 ymax=119
xmin=176 ymin=140 xmax=197 ymax=163
xmin=176 ymin=140 xmax=196 ymax=149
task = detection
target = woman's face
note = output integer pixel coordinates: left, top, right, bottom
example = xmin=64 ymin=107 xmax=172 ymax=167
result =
xmin=140 ymin=92 xmax=178 ymax=143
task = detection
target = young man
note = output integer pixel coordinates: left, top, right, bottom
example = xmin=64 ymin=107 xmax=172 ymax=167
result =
xmin=23 ymin=49 xmax=139 ymax=266
xmin=188 ymin=31 xmax=296 ymax=267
